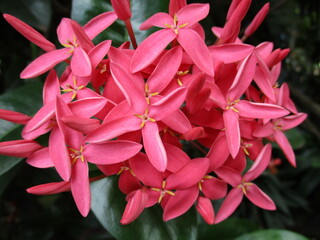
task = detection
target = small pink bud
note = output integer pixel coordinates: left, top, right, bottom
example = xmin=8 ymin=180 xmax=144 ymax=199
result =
xmin=169 ymin=0 xmax=187 ymax=17
xmin=244 ymin=3 xmax=270 ymax=38
xmin=110 ymin=0 xmax=131 ymax=21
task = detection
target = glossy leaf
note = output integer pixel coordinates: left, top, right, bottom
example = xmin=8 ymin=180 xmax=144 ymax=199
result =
xmin=91 ymin=177 xmax=198 ymax=240
xmin=235 ymin=229 xmax=308 ymax=240
xmin=198 ymin=218 xmax=259 ymax=240
xmin=0 ymin=82 xmax=43 ymax=175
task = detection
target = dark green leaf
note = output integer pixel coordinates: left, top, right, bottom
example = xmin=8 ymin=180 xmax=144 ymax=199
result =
xmin=285 ymin=128 xmax=306 ymax=150
xmin=0 ymin=126 xmax=25 ymax=176
xmin=0 ymin=81 xmax=43 ymax=175
xmin=0 ymin=81 xmax=43 ymax=137
xmin=71 ymin=0 xmax=170 ymax=46
xmin=198 ymin=218 xmax=259 ymax=240
xmin=234 ymin=229 xmax=309 ymax=240
xmin=0 ymin=0 xmax=51 ymax=30
xmin=71 ymin=0 xmax=126 ymax=46
xmin=91 ymin=176 xmax=198 ymax=240
xmin=130 ymin=0 xmax=169 ymax=44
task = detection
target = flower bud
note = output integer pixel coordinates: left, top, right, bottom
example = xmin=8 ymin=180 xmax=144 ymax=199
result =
xmin=110 ymin=0 xmax=131 ymax=21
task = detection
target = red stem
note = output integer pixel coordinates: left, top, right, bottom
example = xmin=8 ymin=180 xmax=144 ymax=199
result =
xmin=125 ymin=19 xmax=138 ymax=49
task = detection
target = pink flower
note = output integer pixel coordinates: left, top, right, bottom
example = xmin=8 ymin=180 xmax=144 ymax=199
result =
xmin=210 ymin=53 xmax=289 ymax=158
xmin=4 ymin=12 xmax=117 ymax=78
xmin=131 ymin=3 xmax=214 ymax=76
xmin=253 ymin=113 xmax=307 ymax=166
xmin=214 ymin=144 xmax=276 ymax=223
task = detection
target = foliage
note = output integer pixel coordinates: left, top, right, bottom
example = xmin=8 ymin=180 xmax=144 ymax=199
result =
xmin=0 ymin=0 xmax=319 ymax=239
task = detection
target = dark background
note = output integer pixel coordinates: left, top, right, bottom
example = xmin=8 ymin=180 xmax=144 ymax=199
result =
xmin=0 ymin=0 xmax=319 ymax=239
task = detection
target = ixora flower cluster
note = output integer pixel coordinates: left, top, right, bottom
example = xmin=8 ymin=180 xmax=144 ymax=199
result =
xmin=0 ymin=0 xmax=307 ymax=225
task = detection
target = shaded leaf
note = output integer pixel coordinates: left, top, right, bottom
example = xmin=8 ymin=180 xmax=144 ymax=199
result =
xmin=91 ymin=176 xmax=198 ymax=240
xmin=285 ymin=128 xmax=306 ymax=150
xmin=0 ymin=81 xmax=43 ymax=137
xmin=0 ymin=0 xmax=51 ymax=30
xmin=198 ymin=217 xmax=259 ymax=240
xmin=0 ymin=81 xmax=43 ymax=175
xmin=235 ymin=229 xmax=309 ymax=240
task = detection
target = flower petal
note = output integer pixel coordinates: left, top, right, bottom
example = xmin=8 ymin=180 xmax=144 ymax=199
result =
xmin=3 ymin=14 xmax=56 ymax=52
xmin=43 ymin=69 xmax=60 ymax=105
xmin=223 ymin=109 xmax=240 ymax=158
xmin=196 ymin=196 xmax=215 ymax=224
xmin=227 ymin=53 xmax=257 ymax=101
xmin=49 ymin=126 xmax=71 ymax=181
xmin=148 ymin=46 xmax=183 ymax=93
xmin=27 ymin=181 xmax=71 ymax=195
xmin=245 ymin=183 xmax=276 ymax=210
xmin=177 ymin=29 xmax=214 ymax=76
xmin=88 ymin=40 xmax=111 ymax=69
xmin=150 ymin=87 xmax=187 ymax=121
xmin=71 ymin=160 xmax=91 ymax=217
xmin=244 ymin=144 xmax=271 ymax=181
xmin=120 ymin=188 xmax=149 ymax=224
xmin=84 ymin=11 xmax=118 ymax=39
xmin=164 ymin=143 xmax=191 ymax=173
xmin=176 ymin=3 xmax=210 ymax=26
xmin=110 ymin=62 xmax=146 ymax=112
xmin=244 ymin=3 xmax=270 ymax=38
xmin=282 ymin=113 xmax=307 ymax=130
xmin=142 ymin=122 xmax=167 ymax=172
xmin=118 ymin=170 xmax=142 ymax=194
xmin=0 ymin=109 xmax=31 ymax=125
xmin=0 ymin=140 xmax=42 ymax=158
xmin=160 ymin=109 xmax=192 ymax=134
xmin=140 ymin=12 xmax=173 ymax=30
xmin=24 ymin=100 xmax=56 ymax=133
xmin=85 ymin=140 xmax=142 ymax=164
xmin=237 ymin=101 xmax=289 ymax=119
xmin=68 ymin=97 xmax=108 ymax=118
xmin=131 ymin=29 xmax=176 ymax=73
xmin=209 ymin=43 xmax=254 ymax=64
xmin=166 ymin=158 xmax=209 ymax=189
xmin=169 ymin=0 xmax=187 ymax=16
xmin=85 ymin=116 xmax=141 ymax=143
xmin=253 ymin=121 xmax=274 ymax=138
xmin=20 ymin=48 xmax=71 ymax=79
xmin=206 ymin=133 xmax=230 ymax=171
xmin=129 ymin=152 xmax=163 ymax=188
xmin=61 ymin=116 xmax=100 ymax=134
xmin=110 ymin=0 xmax=131 ymax=20
xmin=71 ymin=47 xmax=92 ymax=77
xmin=202 ymin=177 xmax=228 ymax=200
xmin=27 ymin=147 xmax=54 ymax=168
xmin=163 ymin=185 xmax=199 ymax=221
xmin=215 ymin=187 xmax=243 ymax=224
xmin=214 ymin=166 xmax=242 ymax=187
xmin=254 ymin=53 xmax=276 ymax=102
xmin=274 ymin=130 xmax=296 ymax=167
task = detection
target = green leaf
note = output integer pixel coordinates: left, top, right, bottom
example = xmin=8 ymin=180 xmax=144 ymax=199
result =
xmin=198 ymin=218 xmax=259 ymax=240
xmin=91 ymin=176 xmax=198 ymax=240
xmin=0 ymin=0 xmax=51 ymax=30
xmin=0 ymin=81 xmax=43 ymax=175
xmin=285 ymin=128 xmax=306 ymax=150
xmin=0 ymin=81 xmax=43 ymax=137
xmin=71 ymin=0 xmax=170 ymax=46
xmin=71 ymin=0 xmax=126 ymax=46
xmin=234 ymin=229 xmax=309 ymax=240
xmin=0 ymin=126 xmax=25 ymax=176
xmin=130 ymin=0 xmax=169 ymax=44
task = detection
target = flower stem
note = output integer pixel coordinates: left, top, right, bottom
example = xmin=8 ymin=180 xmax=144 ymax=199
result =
xmin=124 ymin=19 xmax=138 ymax=49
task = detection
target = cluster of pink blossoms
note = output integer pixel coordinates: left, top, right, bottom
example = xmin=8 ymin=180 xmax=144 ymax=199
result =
xmin=0 ymin=0 xmax=307 ymax=225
